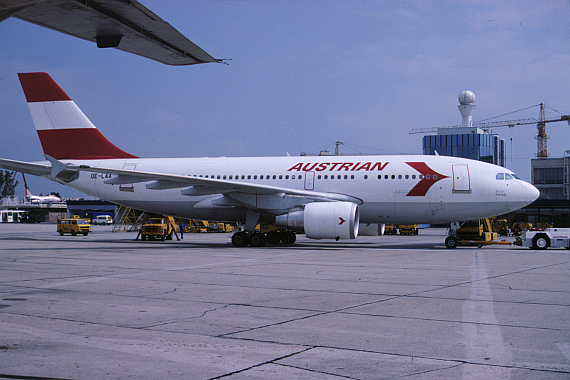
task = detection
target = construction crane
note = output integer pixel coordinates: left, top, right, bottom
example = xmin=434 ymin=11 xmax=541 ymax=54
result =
xmin=410 ymin=103 xmax=569 ymax=158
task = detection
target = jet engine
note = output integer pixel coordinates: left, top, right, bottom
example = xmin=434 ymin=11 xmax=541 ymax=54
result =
xmin=276 ymin=202 xmax=359 ymax=240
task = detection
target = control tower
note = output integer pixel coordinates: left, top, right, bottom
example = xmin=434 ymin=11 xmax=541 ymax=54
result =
xmin=422 ymin=91 xmax=506 ymax=167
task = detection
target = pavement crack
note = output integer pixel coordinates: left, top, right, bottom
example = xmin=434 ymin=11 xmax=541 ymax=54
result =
xmin=207 ymin=346 xmax=314 ymax=379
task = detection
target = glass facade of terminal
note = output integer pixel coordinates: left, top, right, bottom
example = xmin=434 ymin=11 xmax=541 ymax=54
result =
xmin=422 ymin=133 xmax=505 ymax=167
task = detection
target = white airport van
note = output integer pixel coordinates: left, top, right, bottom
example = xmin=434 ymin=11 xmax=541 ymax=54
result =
xmin=93 ymin=215 xmax=113 ymax=225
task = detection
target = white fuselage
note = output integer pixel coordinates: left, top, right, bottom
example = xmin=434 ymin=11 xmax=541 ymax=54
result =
xmin=48 ymin=154 xmax=539 ymax=225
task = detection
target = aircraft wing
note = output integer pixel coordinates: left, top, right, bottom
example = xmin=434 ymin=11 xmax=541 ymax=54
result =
xmin=1 ymin=0 xmax=219 ymax=65
xmin=70 ymin=162 xmax=364 ymax=205
xmin=0 ymin=158 xmax=52 ymax=177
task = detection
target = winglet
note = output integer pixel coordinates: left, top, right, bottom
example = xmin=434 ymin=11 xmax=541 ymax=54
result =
xmin=45 ymin=155 xmax=71 ymax=178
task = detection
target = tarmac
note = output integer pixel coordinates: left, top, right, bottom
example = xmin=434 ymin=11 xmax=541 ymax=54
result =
xmin=0 ymin=223 xmax=569 ymax=380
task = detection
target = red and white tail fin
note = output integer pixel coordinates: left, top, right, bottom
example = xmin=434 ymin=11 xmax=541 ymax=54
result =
xmin=25 ymin=187 xmax=33 ymax=198
xmin=18 ymin=72 xmax=138 ymax=160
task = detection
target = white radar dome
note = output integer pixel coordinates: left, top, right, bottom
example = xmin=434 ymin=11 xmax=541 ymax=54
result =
xmin=458 ymin=90 xmax=475 ymax=105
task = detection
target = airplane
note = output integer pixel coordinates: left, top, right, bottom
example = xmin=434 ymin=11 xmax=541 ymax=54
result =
xmin=20 ymin=172 xmax=61 ymax=204
xmin=0 ymin=0 xmax=220 ymax=65
xmin=0 ymin=72 xmax=540 ymax=248
xmin=24 ymin=187 xmax=61 ymax=204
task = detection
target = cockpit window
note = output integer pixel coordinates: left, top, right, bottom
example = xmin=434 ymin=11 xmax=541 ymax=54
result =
xmin=496 ymin=172 xmax=518 ymax=180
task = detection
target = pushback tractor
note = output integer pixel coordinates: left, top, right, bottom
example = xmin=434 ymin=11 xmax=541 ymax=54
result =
xmin=515 ymin=228 xmax=570 ymax=250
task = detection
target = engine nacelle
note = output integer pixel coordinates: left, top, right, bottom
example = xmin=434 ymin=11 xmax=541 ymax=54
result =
xmin=276 ymin=202 xmax=359 ymax=240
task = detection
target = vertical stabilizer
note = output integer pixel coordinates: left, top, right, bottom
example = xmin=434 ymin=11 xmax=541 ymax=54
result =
xmin=18 ymin=72 xmax=138 ymax=160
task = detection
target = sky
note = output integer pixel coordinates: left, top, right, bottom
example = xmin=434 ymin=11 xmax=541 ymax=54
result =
xmin=1 ymin=0 xmax=569 ymax=198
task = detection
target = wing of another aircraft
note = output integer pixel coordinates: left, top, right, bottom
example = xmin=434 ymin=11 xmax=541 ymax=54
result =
xmin=0 ymin=0 xmax=220 ymax=65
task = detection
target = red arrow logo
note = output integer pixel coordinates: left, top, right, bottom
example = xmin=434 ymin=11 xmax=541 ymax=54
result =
xmin=338 ymin=217 xmax=346 ymax=225
xmin=405 ymin=162 xmax=449 ymax=196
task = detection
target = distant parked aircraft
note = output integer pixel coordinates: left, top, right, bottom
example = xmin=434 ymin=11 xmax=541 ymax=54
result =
xmin=25 ymin=187 xmax=61 ymax=204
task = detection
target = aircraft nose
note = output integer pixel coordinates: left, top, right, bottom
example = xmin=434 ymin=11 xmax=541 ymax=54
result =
xmin=524 ymin=182 xmax=540 ymax=204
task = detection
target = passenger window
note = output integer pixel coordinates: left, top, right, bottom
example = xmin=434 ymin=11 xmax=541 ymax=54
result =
xmin=318 ymin=175 xmax=321 ymax=179
xmin=391 ymin=175 xmax=395 ymax=179
xmin=419 ymin=175 xmax=423 ymax=179
xmin=385 ymin=175 xmax=388 ymax=179
xmin=496 ymin=173 xmax=504 ymax=180
xmin=378 ymin=175 xmax=382 ymax=179
xmin=398 ymin=175 xmax=402 ymax=179
xmin=285 ymin=175 xmax=289 ymax=179
xmin=260 ymin=175 xmax=264 ymax=179
xmin=426 ymin=175 xmax=430 ymax=180
xmin=351 ymin=175 xmax=354 ymax=179
xmin=433 ymin=174 xmax=437 ymax=179
xmin=254 ymin=175 xmax=257 ymax=179
xmin=412 ymin=175 xmax=416 ymax=179
xmin=344 ymin=175 xmax=348 ymax=179
xmin=405 ymin=175 xmax=409 ymax=179
xmin=229 ymin=175 xmax=232 ymax=179
xmin=273 ymin=175 xmax=277 ymax=179
xmin=248 ymin=175 xmax=251 ymax=179
xmin=364 ymin=175 xmax=368 ymax=179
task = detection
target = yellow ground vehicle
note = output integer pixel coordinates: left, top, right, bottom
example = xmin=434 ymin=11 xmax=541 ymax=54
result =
xmin=511 ymin=222 xmax=532 ymax=236
xmin=57 ymin=217 xmax=91 ymax=236
xmin=140 ymin=216 xmax=175 ymax=241
xmin=399 ymin=224 xmax=419 ymax=235
xmin=493 ymin=219 xmax=509 ymax=236
xmin=456 ymin=219 xmax=497 ymax=241
xmin=384 ymin=225 xmax=397 ymax=235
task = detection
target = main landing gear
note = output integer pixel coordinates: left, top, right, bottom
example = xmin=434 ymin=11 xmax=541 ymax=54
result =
xmin=231 ymin=230 xmax=296 ymax=247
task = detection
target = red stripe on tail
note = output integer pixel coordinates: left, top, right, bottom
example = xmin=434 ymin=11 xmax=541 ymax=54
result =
xmin=37 ymin=129 xmax=138 ymax=160
xmin=18 ymin=72 xmax=71 ymax=103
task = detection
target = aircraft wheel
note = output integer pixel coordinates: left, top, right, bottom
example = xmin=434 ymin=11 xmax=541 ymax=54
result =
xmin=532 ymin=234 xmax=549 ymax=250
xmin=232 ymin=232 xmax=249 ymax=247
xmin=281 ymin=231 xmax=296 ymax=245
xmin=445 ymin=236 xmax=458 ymax=249
xmin=266 ymin=231 xmax=281 ymax=244
xmin=250 ymin=232 xmax=267 ymax=247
